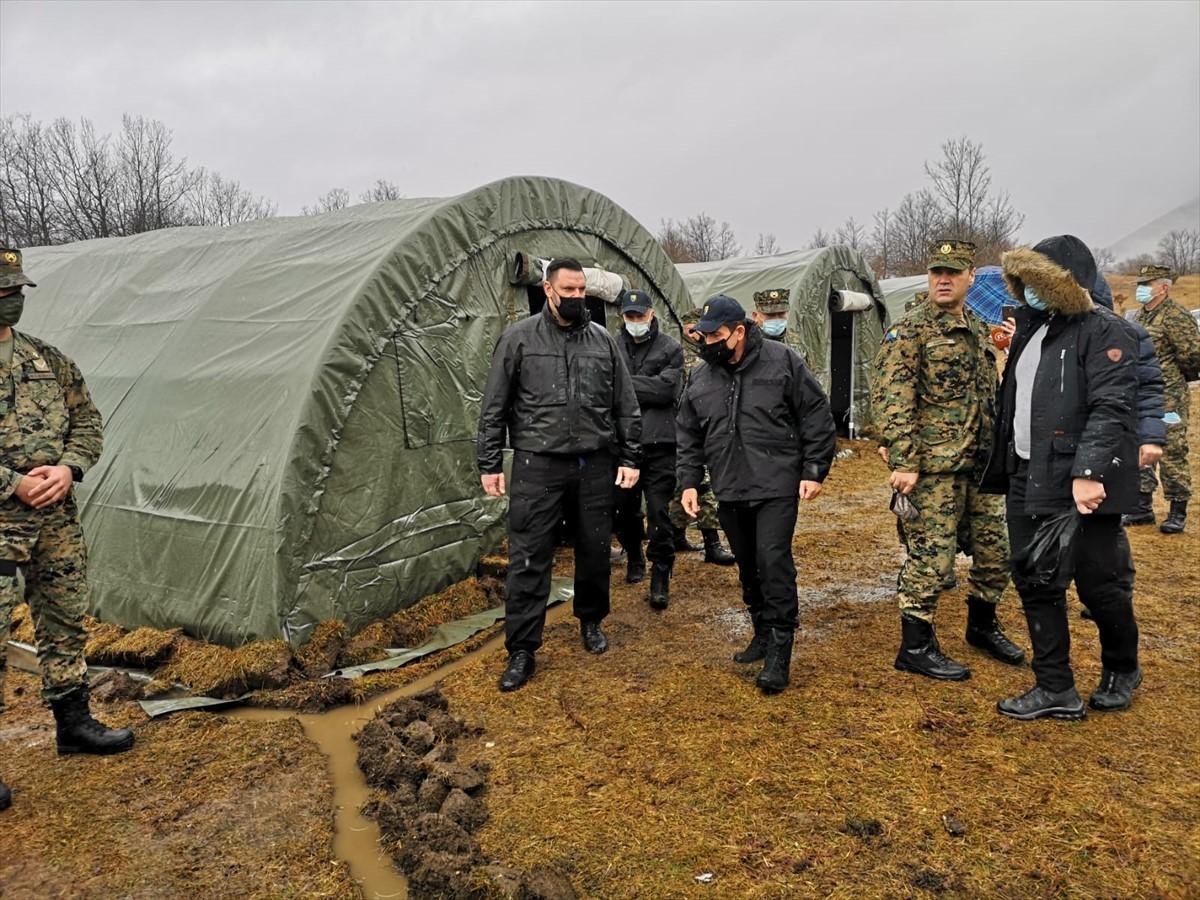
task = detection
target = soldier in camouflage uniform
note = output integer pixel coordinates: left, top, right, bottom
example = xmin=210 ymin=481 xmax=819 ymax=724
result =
xmin=0 ymin=248 xmax=133 ymax=813
xmin=872 ymin=239 xmax=1024 ymax=682
xmin=667 ymin=306 xmax=735 ymax=565
xmin=1129 ymin=265 xmax=1200 ymax=534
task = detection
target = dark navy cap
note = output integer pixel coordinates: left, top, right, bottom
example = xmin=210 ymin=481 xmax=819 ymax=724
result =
xmin=694 ymin=294 xmax=746 ymax=333
xmin=620 ymin=289 xmax=653 ymax=313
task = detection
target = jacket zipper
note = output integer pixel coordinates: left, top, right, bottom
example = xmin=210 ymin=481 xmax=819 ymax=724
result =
xmin=1059 ymin=348 xmax=1066 ymax=393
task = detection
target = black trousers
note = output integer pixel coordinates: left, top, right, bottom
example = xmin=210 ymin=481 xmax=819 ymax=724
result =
xmin=505 ymin=450 xmax=612 ymax=653
xmin=614 ymin=443 xmax=677 ymax=567
xmin=717 ymin=495 xmax=800 ymax=630
xmin=1007 ymin=463 xmax=1138 ymax=692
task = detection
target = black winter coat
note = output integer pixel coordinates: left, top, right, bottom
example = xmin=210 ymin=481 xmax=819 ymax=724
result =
xmin=1091 ymin=277 xmax=1167 ymax=446
xmin=617 ymin=318 xmax=684 ymax=446
xmin=980 ymin=305 xmax=1139 ymax=514
xmin=477 ymin=304 xmax=642 ymax=473
xmin=676 ymin=323 xmax=837 ymax=502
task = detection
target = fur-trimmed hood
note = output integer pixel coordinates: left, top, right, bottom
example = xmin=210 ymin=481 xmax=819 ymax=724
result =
xmin=1002 ymin=234 xmax=1096 ymax=316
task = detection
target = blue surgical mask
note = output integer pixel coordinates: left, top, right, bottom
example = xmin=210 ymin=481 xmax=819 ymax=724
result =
xmin=1135 ymin=285 xmax=1153 ymax=305
xmin=762 ymin=318 xmax=787 ymax=337
xmin=624 ymin=320 xmax=651 ymax=340
xmin=1023 ymin=286 xmax=1048 ymax=311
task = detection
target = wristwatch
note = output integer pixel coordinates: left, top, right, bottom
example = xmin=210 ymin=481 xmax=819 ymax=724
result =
xmin=67 ymin=465 xmax=84 ymax=484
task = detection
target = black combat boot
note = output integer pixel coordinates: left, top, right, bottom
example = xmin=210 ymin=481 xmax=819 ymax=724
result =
xmin=51 ymin=688 xmax=135 ymax=755
xmin=1160 ymin=500 xmax=1187 ymax=534
xmin=672 ymin=525 xmax=702 ymax=552
xmin=894 ymin=615 xmax=970 ymax=681
xmin=996 ymin=684 xmax=1085 ymax=720
xmin=625 ymin=544 xmax=646 ymax=584
xmin=733 ymin=611 xmax=768 ymax=663
xmin=0 ymin=777 xmax=10 ymax=812
xmin=1089 ymin=667 xmax=1142 ymax=711
xmin=648 ymin=562 xmax=671 ymax=611
xmin=498 ymin=650 xmax=536 ymax=692
xmin=701 ymin=529 xmax=735 ymax=566
xmin=964 ymin=598 xmax=1026 ymax=665
xmin=580 ymin=621 xmax=608 ymax=654
xmin=1121 ymin=492 xmax=1156 ymax=527
xmin=756 ymin=628 xmax=794 ymax=695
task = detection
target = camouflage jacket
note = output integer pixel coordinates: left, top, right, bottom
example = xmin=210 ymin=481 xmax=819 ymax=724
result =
xmin=0 ymin=331 xmax=104 ymax=501
xmin=872 ymin=301 xmax=999 ymax=474
xmin=1135 ymin=298 xmax=1200 ymax=397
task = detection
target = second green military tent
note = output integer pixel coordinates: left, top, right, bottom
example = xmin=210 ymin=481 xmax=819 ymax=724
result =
xmin=21 ymin=176 xmax=689 ymax=646
xmin=678 ymin=247 xmax=887 ymax=437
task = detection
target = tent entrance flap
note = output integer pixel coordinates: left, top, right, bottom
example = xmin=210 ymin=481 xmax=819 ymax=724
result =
xmin=829 ymin=308 xmax=854 ymax=436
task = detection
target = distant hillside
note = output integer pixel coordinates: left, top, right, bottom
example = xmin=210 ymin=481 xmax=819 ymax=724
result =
xmin=1106 ymin=196 xmax=1200 ymax=262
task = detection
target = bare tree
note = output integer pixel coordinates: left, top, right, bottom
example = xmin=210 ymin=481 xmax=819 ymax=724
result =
xmin=302 ymin=188 xmax=351 ymax=216
xmin=925 ymin=136 xmax=992 ymax=236
xmin=359 ymin=179 xmax=403 ymax=203
xmin=753 ymin=232 xmax=780 ymax=256
xmin=0 ymin=115 xmax=58 ymax=247
xmin=1117 ymin=252 xmax=1158 ymax=275
xmin=974 ymin=191 xmax=1024 ymax=264
xmin=188 ymin=169 xmax=276 ymax=227
xmin=834 ymin=216 xmax=865 ymax=249
xmin=1157 ymin=229 xmax=1200 ymax=275
xmin=891 ymin=190 xmax=945 ymax=275
xmin=115 ymin=114 xmax=193 ymax=234
xmin=1091 ymin=245 xmax=1116 ymax=273
xmin=657 ymin=213 xmax=740 ymax=262
xmin=868 ymin=207 xmax=893 ymax=277
xmin=807 ymin=228 xmax=831 ymax=249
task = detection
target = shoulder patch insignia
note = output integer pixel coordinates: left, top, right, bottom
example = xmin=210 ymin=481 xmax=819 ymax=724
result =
xmin=1106 ymin=348 xmax=1123 ymax=363
xmin=884 ymin=326 xmax=899 ymax=342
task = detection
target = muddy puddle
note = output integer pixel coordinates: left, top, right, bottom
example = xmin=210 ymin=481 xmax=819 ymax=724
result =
xmin=225 ymin=598 xmax=575 ymax=900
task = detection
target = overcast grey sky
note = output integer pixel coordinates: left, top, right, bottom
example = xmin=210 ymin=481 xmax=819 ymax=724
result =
xmin=2 ymin=0 xmax=1197 ymax=250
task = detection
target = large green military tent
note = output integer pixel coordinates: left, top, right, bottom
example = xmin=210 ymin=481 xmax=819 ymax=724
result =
xmin=678 ymin=247 xmax=887 ymax=437
xmin=879 ymin=274 xmax=928 ymax=323
xmin=20 ymin=176 xmax=690 ymax=646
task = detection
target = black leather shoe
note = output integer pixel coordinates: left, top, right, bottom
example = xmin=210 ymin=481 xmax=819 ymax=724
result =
xmin=1160 ymin=500 xmax=1187 ymax=534
xmin=756 ymin=628 xmax=793 ymax=695
xmin=733 ymin=612 xmax=767 ymax=663
xmin=997 ymin=684 xmax=1085 ymax=720
xmin=894 ymin=616 xmax=970 ymax=681
xmin=0 ymin=778 xmax=10 ymax=812
xmin=1121 ymin=492 xmax=1156 ymax=527
xmin=498 ymin=651 xmax=536 ymax=692
xmin=648 ymin=562 xmax=670 ymax=611
xmin=581 ymin=621 xmax=608 ymax=654
xmin=1089 ymin=667 xmax=1142 ymax=711
xmin=51 ymin=688 xmax=135 ymax=755
xmin=701 ymin=529 xmax=735 ymax=566
xmin=626 ymin=546 xmax=646 ymax=584
xmin=965 ymin=600 xmax=1025 ymax=665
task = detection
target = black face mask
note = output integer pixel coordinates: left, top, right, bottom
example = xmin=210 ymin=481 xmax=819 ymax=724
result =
xmin=0 ymin=291 xmax=24 ymax=327
xmin=699 ymin=334 xmax=736 ymax=367
xmin=555 ymin=295 xmax=586 ymax=324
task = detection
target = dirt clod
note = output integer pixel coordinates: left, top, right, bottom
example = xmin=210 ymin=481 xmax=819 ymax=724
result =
xmin=417 ymin=775 xmax=451 ymax=812
xmin=522 ymin=866 xmax=579 ymax=900
xmin=88 ymin=669 xmax=144 ymax=703
xmin=404 ymin=719 xmax=437 ymax=755
xmin=441 ymin=787 xmax=488 ymax=832
xmin=912 ymin=869 xmax=950 ymax=893
xmin=843 ymin=817 xmax=883 ymax=839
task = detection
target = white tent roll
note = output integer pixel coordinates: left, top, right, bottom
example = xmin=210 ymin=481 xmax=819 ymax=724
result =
xmin=831 ymin=289 xmax=874 ymax=312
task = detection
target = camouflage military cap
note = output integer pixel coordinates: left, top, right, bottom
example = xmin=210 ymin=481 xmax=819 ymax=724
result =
xmin=679 ymin=306 xmax=704 ymax=326
xmin=0 ymin=247 xmax=37 ymax=290
xmin=927 ymin=239 xmax=976 ymax=272
xmin=1135 ymin=264 xmax=1172 ymax=284
xmin=752 ymin=288 xmax=790 ymax=314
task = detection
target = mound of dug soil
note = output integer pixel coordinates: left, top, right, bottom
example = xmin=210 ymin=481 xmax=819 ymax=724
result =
xmin=358 ymin=688 xmax=576 ymax=899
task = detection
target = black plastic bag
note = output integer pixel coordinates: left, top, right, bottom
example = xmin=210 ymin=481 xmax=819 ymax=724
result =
xmin=1018 ymin=508 xmax=1081 ymax=591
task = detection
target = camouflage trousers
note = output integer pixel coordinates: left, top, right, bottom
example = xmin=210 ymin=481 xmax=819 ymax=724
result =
xmin=0 ymin=495 xmax=90 ymax=709
xmin=897 ymin=472 xmax=1010 ymax=623
xmin=1140 ymin=393 xmax=1190 ymax=500
xmin=669 ymin=474 xmax=720 ymax=531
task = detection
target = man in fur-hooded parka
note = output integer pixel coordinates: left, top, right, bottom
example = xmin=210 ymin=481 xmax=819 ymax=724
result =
xmin=981 ymin=235 xmax=1143 ymax=721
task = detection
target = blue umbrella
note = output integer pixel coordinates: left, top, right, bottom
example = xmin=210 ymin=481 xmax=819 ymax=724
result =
xmin=966 ymin=265 xmax=1015 ymax=325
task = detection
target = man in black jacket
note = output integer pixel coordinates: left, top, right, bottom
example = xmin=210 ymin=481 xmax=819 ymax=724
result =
xmin=478 ymin=258 xmax=642 ymax=692
xmin=677 ymin=295 xmax=837 ymax=695
xmin=613 ymin=289 xmax=684 ymax=609
xmin=980 ymin=236 xmax=1141 ymax=720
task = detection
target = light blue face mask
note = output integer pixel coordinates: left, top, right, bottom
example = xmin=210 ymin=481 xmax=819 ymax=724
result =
xmin=1024 ymin=285 xmax=1048 ymax=311
xmin=624 ymin=320 xmax=651 ymax=340
xmin=1135 ymin=285 xmax=1153 ymax=304
xmin=762 ymin=318 xmax=787 ymax=337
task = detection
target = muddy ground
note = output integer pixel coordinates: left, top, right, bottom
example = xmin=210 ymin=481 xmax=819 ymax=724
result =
xmin=1 ymin=383 xmax=1198 ymax=898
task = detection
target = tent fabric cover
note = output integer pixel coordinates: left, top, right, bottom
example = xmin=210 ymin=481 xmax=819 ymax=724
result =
xmin=678 ymin=247 xmax=887 ymax=435
xmin=20 ymin=176 xmax=690 ymax=646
